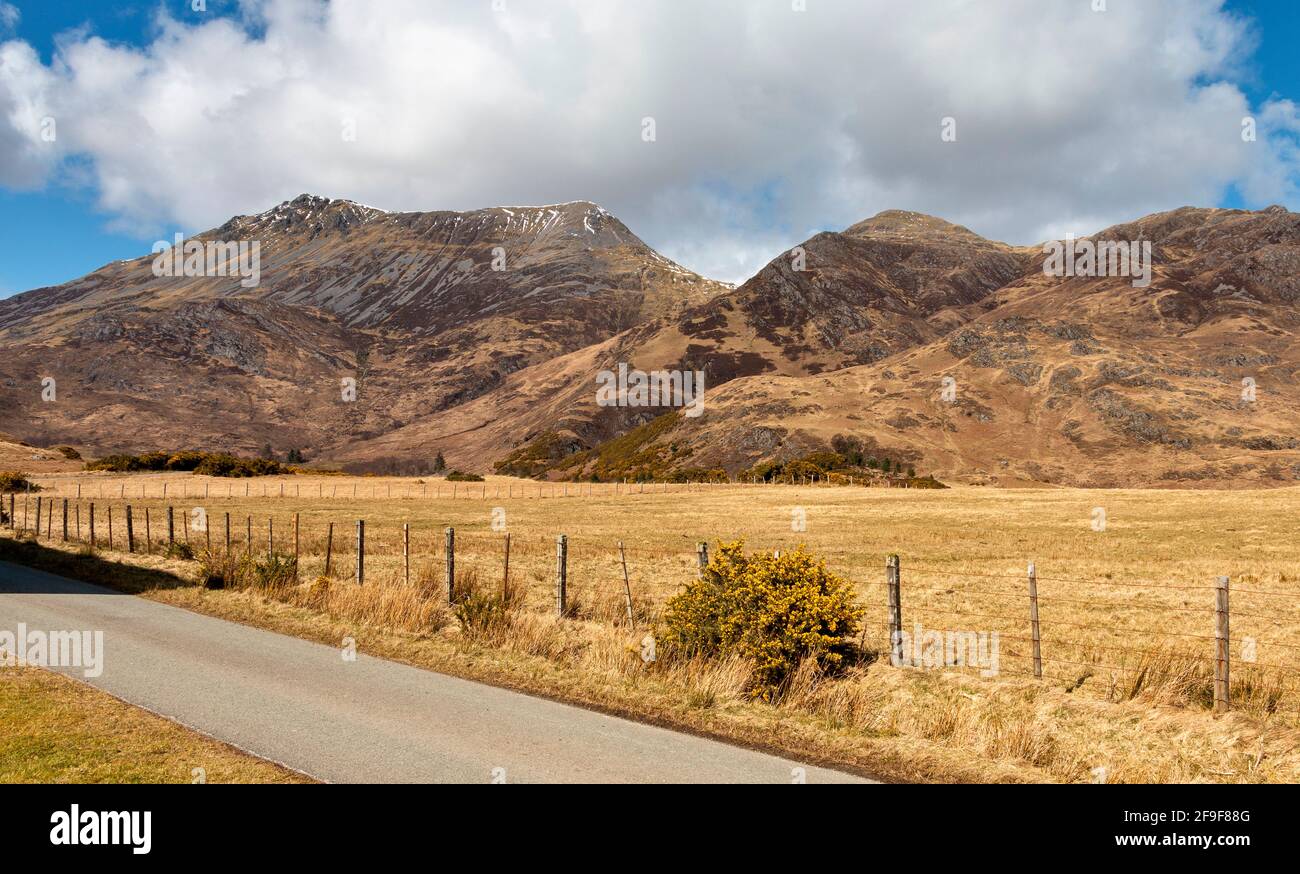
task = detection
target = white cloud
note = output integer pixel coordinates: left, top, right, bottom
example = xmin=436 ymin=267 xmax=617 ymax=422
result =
xmin=0 ymin=0 xmax=1296 ymax=283
xmin=0 ymin=4 xmax=18 ymax=32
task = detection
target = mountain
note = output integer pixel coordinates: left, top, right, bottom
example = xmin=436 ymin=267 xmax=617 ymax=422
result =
xmin=545 ymin=206 xmax=1300 ymax=487
xmin=355 ymin=206 xmax=1300 ymax=488
xmin=0 ymin=195 xmax=729 ymax=457
xmin=5 ymin=197 xmax=1298 ymax=488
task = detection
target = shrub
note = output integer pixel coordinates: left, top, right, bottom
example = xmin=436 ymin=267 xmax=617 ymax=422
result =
xmin=55 ymin=446 xmax=82 ymax=460
xmin=192 ymin=454 xmax=285 ymax=478
xmin=164 ymin=542 xmax=195 ymax=561
xmin=783 ymin=460 xmax=825 ymax=481
xmin=196 ymin=550 xmax=240 ymax=590
xmin=446 ymin=470 xmax=484 ymax=482
xmin=87 ymin=451 xmax=285 ymax=478
xmin=661 ymin=540 xmax=863 ymax=700
xmin=453 ymin=592 xmax=512 ymax=642
xmin=249 ymin=553 xmax=298 ymax=591
xmin=0 ymin=471 xmax=38 ymax=492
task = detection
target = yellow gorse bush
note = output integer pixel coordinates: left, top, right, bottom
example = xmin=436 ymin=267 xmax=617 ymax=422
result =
xmin=661 ymin=540 xmax=863 ymax=699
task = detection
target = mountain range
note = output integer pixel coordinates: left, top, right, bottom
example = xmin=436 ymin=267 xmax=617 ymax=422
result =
xmin=3 ymin=195 xmax=1298 ymax=487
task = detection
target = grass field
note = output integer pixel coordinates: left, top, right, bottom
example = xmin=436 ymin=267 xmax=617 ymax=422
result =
xmin=0 ymin=667 xmax=311 ymax=783
xmin=7 ymin=471 xmax=1300 ymax=782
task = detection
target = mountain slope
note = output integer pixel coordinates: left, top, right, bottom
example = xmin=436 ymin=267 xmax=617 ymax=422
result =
xmin=374 ymin=206 xmax=1300 ymax=488
xmin=0 ymin=195 xmax=729 ymax=455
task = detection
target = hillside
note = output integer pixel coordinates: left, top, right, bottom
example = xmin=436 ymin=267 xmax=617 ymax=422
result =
xmin=4 ymin=197 xmax=1297 ymax=487
xmin=0 ymin=195 xmax=729 ymax=457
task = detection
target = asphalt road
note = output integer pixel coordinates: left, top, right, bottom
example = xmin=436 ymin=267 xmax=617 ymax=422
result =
xmin=0 ymin=560 xmax=872 ymax=784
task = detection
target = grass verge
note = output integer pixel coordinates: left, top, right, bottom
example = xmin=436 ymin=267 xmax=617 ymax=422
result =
xmin=0 ymin=666 xmax=311 ymax=783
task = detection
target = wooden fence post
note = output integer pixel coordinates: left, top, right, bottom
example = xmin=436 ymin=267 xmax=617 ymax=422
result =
xmin=167 ymin=506 xmax=175 ymax=546
xmin=403 ymin=523 xmax=410 ymax=585
xmin=126 ymin=505 xmax=135 ymax=553
xmin=324 ymin=522 xmax=334 ymax=577
xmin=1215 ymin=575 xmax=1231 ymax=713
xmin=445 ymin=527 xmax=455 ymax=603
xmin=356 ymin=520 xmax=365 ymax=586
xmin=89 ymin=503 xmax=96 ymax=546
xmin=697 ymin=541 xmax=709 ymax=577
xmin=75 ymin=502 xmax=80 ymax=541
xmin=246 ymin=516 xmax=252 ymax=560
xmin=224 ymin=513 xmax=231 ymax=554
xmin=62 ymin=499 xmax=68 ymax=541
xmin=293 ymin=513 xmax=300 ymax=579
xmin=556 ymin=534 xmax=568 ymax=617
xmin=34 ymin=496 xmax=41 ymax=537
xmin=268 ymin=518 xmax=274 ymax=560
xmin=1028 ymin=561 xmax=1042 ymax=679
xmin=144 ymin=507 xmax=152 ymax=552
xmin=887 ymin=555 xmax=902 ymax=666
xmin=619 ymin=540 xmax=634 ymax=626
xmin=107 ymin=506 xmax=114 ymax=549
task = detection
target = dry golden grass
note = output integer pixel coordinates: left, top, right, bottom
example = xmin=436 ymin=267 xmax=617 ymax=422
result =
xmin=0 ymin=667 xmax=311 ymax=783
xmin=9 ymin=471 xmax=1300 ymax=783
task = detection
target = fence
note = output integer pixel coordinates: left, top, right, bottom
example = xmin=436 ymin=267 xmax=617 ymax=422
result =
xmin=22 ymin=474 xmax=918 ymax=503
xmin=3 ymin=494 xmax=1297 ymax=718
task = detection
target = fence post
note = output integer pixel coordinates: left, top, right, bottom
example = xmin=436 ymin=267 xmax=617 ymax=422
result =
xmin=126 ymin=505 xmax=135 ymax=553
xmin=268 ymin=518 xmax=274 ymax=561
xmin=62 ymin=499 xmax=68 ymax=541
xmin=887 ymin=554 xmax=902 ymax=666
xmin=1028 ymin=561 xmax=1042 ymax=679
xmin=224 ymin=513 xmax=231 ymax=554
xmin=697 ymin=542 xmax=709 ymax=577
xmin=246 ymin=516 xmax=252 ymax=559
xmin=556 ymin=534 xmax=568 ymax=617
xmin=443 ymin=527 xmax=456 ymax=603
xmin=167 ymin=506 xmax=175 ymax=546
xmin=144 ymin=507 xmax=152 ymax=552
xmin=75 ymin=502 xmax=80 ymax=541
xmin=89 ymin=503 xmax=96 ymax=546
xmin=107 ymin=507 xmax=114 ymax=549
xmin=619 ymin=540 xmax=634 ymax=626
xmin=403 ymin=523 xmax=410 ymax=585
xmin=1215 ymin=575 xmax=1230 ymax=713
xmin=34 ymin=496 xmax=41 ymax=537
xmin=325 ymin=522 xmax=334 ymax=577
xmin=356 ymin=520 xmax=365 ymax=586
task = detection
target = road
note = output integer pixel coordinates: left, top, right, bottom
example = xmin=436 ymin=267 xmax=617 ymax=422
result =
xmin=0 ymin=560 xmax=871 ymax=784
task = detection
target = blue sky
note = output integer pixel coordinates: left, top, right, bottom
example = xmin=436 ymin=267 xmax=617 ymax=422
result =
xmin=1 ymin=0 xmax=1298 ymax=296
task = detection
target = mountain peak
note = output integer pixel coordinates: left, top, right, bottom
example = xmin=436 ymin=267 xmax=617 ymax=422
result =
xmin=845 ymin=210 xmax=994 ymax=242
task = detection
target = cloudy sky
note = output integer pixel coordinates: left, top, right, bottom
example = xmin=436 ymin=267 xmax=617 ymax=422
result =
xmin=1 ymin=0 xmax=1298 ymax=294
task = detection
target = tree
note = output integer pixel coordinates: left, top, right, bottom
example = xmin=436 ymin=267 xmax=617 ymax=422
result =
xmin=882 ymin=458 xmax=892 ymax=473
xmin=433 ymin=451 xmax=447 ymax=473
xmin=286 ymin=448 xmax=305 ymax=464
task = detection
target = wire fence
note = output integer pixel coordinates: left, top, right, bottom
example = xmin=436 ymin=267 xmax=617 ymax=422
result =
xmin=4 ymin=492 xmax=1297 ymax=719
